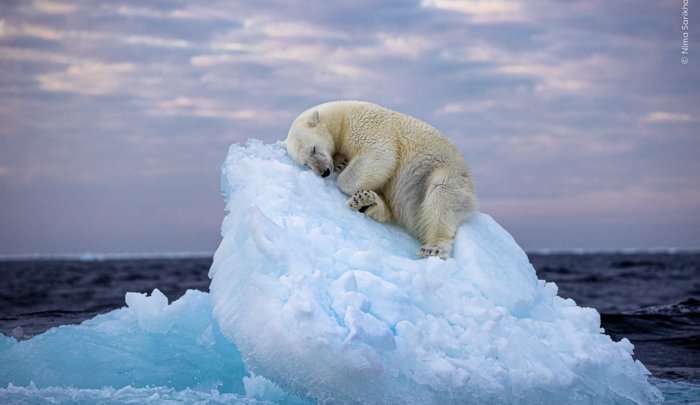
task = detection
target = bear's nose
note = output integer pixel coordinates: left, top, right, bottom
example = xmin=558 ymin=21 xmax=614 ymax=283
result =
xmin=322 ymin=168 xmax=331 ymax=178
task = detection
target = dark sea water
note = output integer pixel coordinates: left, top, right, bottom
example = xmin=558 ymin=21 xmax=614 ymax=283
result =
xmin=1 ymin=252 xmax=698 ymax=389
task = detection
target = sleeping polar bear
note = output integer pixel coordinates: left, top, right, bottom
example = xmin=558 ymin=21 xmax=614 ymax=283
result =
xmin=283 ymin=101 xmax=477 ymax=259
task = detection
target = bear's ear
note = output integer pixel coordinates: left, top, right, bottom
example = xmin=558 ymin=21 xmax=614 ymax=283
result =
xmin=306 ymin=110 xmax=320 ymax=127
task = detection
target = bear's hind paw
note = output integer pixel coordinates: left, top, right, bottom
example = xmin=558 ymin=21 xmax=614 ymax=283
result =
xmin=417 ymin=242 xmax=451 ymax=260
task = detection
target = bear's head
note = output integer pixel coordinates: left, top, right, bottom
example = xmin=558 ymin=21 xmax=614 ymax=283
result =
xmin=283 ymin=109 xmax=334 ymax=178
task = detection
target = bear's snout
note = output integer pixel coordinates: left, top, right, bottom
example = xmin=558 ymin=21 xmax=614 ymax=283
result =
xmin=308 ymin=154 xmax=332 ymax=178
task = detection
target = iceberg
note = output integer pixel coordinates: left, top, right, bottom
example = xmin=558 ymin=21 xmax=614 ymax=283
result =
xmin=0 ymin=290 xmax=244 ymax=392
xmin=1 ymin=139 xmax=680 ymax=403
xmin=0 ymin=289 xmax=303 ymax=403
xmin=209 ymin=140 xmax=662 ymax=404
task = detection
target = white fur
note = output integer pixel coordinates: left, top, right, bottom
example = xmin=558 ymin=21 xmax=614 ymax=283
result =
xmin=284 ymin=101 xmax=477 ymax=259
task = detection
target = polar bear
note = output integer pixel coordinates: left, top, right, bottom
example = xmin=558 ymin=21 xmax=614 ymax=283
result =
xmin=283 ymin=101 xmax=477 ymax=259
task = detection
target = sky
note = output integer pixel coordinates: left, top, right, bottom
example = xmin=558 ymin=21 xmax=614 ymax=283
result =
xmin=0 ymin=0 xmax=698 ymax=254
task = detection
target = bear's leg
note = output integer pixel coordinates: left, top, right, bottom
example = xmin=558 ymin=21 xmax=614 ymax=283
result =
xmin=417 ymin=202 xmax=458 ymax=259
xmin=336 ymin=153 xmax=397 ymax=197
xmin=416 ymin=169 xmax=476 ymax=259
xmin=347 ymin=190 xmax=392 ymax=223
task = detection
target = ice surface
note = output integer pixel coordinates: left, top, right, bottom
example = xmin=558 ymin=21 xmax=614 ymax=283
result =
xmin=209 ymin=140 xmax=664 ymax=404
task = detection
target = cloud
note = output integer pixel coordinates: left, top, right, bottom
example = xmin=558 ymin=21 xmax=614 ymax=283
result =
xmin=254 ymin=20 xmax=347 ymax=40
xmin=493 ymin=53 xmax=622 ymax=98
xmin=641 ymin=112 xmax=693 ymax=124
xmin=377 ymin=33 xmax=434 ymax=59
xmin=122 ymin=35 xmax=192 ymax=49
xmin=19 ymin=23 xmax=66 ymax=40
xmin=149 ymin=96 xmax=275 ymax=121
xmin=5 ymin=20 xmax=199 ymax=50
xmin=421 ymin=0 xmax=528 ymax=23
xmin=0 ymin=45 xmax=77 ymax=66
xmin=190 ymin=54 xmax=239 ymax=67
xmin=435 ymin=100 xmax=497 ymax=115
xmin=31 ymin=0 xmax=76 ymax=14
xmin=112 ymin=5 xmax=167 ymax=19
xmin=37 ymin=62 xmax=137 ymax=95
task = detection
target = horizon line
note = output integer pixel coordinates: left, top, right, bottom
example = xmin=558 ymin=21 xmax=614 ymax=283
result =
xmin=1 ymin=247 xmax=699 ymax=261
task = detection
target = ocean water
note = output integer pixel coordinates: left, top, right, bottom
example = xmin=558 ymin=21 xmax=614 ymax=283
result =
xmin=1 ymin=252 xmax=698 ymax=402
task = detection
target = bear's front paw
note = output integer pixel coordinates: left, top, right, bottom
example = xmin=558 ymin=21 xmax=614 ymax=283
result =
xmin=333 ymin=154 xmax=349 ymax=173
xmin=347 ymin=190 xmax=377 ymax=213
xmin=417 ymin=242 xmax=451 ymax=260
